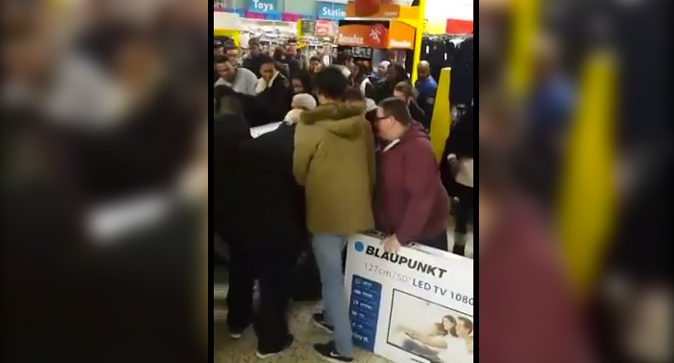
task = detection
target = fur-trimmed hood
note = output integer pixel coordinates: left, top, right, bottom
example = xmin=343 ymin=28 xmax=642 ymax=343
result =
xmin=299 ymin=103 xmax=366 ymax=139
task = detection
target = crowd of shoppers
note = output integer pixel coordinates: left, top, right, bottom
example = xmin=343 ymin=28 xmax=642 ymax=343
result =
xmin=214 ymin=35 xmax=473 ymax=361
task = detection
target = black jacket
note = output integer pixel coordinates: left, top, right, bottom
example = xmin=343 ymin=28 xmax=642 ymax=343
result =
xmin=242 ymin=55 xmax=264 ymax=78
xmin=408 ymin=101 xmax=428 ymax=130
xmin=440 ymin=106 xmax=474 ymax=191
xmin=219 ymin=123 xmax=307 ymax=250
xmin=254 ymin=73 xmax=291 ymax=125
xmin=373 ymin=80 xmax=395 ymax=103
xmin=63 ymin=79 xmax=199 ymax=203
xmin=213 ymin=114 xmax=252 ymax=237
xmin=285 ymin=58 xmax=301 ymax=78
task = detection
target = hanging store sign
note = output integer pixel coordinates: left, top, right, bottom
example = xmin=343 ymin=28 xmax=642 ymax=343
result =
xmin=316 ymin=2 xmax=347 ymax=21
xmin=347 ymin=0 xmax=420 ymax=19
xmin=387 ymin=21 xmax=416 ymax=49
xmin=446 ymin=19 xmax=473 ymax=34
xmin=301 ymin=20 xmax=317 ymax=36
xmin=315 ymin=20 xmax=335 ymax=37
xmin=337 ymin=23 xmax=389 ymax=48
xmin=247 ymin=0 xmax=279 ymax=13
xmin=337 ymin=20 xmax=415 ymax=49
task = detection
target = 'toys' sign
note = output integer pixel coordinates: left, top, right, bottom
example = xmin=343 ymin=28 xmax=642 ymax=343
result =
xmin=248 ymin=0 xmax=277 ymax=13
xmin=316 ymin=2 xmax=347 ymax=21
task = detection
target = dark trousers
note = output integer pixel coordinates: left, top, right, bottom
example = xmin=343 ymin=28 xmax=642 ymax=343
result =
xmin=227 ymin=244 xmax=297 ymax=352
xmin=454 ymin=183 xmax=473 ymax=235
xmin=419 ymin=231 xmax=449 ymax=251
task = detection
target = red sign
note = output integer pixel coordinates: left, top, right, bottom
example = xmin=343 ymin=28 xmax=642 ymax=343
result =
xmin=315 ymin=20 xmax=334 ymax=37
xmin=445 ymin=19 xmax=473 ymax=34
xmin=337 ymin=23 xmax=389 ymax=48
xmin=337 ymin=20 xmax=414 ymax=49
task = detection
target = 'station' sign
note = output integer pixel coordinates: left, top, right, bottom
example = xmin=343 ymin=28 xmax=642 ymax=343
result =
xmin=247 ymin=0 xmax=278 ymax=13
xmin=345 ymin=232 xmax=474 ymax=363
xmin=316 ymin=1 xmax=347 ymax=21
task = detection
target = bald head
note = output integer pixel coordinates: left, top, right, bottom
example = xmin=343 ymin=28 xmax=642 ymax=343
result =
xmin=417 ymin=60 xmax=431 ymax=81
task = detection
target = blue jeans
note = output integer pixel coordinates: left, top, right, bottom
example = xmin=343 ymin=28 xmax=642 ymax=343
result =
xmin=312 ymin=234 xmax=353 ymax=357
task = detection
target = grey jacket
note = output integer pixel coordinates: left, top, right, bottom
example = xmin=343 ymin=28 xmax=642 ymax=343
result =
xmin=213 ymin=68 xmax=258 ymax=96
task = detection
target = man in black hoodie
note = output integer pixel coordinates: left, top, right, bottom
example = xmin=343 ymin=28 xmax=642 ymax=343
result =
xmin=242 ymin=39 xmax=264 ymax=78
xmin=216 ymin=98 xmax=305 ymax=359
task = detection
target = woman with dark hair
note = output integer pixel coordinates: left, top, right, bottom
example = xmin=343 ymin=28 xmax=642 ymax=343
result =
xmin=272 ymin=46 xmax=291 ymax=78
xmin=374 ymin=63 xmax=410 ymax=102
xmin=352 ymin=63 xmax=376 ymax=99
xmin=308 ymin=56 xmax=323 ymax=75
xmin=290 ymin=69 xmax=316 ymax=100
xmin=273 ymin=45 xmax=300 ymax=79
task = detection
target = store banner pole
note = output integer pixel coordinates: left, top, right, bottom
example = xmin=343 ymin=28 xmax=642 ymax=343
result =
xmin=558 ymin=52 xmax=617 ymax=297
xmin=507 ymin=0 xmax=539 ymax=100
xmin=410 ymin=0 xmax=426 ymax=85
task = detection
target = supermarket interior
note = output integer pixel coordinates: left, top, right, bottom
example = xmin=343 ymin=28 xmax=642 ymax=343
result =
xmin=213 ymin=0 xmax=474 ymax=361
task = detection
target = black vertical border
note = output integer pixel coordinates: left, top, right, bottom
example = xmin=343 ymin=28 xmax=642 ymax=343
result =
xmin=471 ymin=0 xmax=480 ymax=362
xmin=208 ymin=1 xmax=216 ymax=362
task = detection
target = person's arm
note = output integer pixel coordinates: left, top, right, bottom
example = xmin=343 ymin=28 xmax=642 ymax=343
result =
xmin=363 ymin=122 xmax=376 ymax=193
xmin=423 ymin=86 xmax=437 ymax=117
xmin=292 ymin=125 xmax=318 ymax=186
xmin=414 ymin=334 xmax=448 ymax=349
xmin=444 ymin=109 xmax=473 ymax=158
xmin=245 ymin=71 xmax=258 ymax=96
xmin=399 ymin=327 xmax=448 ymax=349
xmin=396 ymin=142 xmax=438 ymax=244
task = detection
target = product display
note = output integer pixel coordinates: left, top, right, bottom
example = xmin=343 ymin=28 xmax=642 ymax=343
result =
xmin=345 ymin=232 xmax=474 ymax=363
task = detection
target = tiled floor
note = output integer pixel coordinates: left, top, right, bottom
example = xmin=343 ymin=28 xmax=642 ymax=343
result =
xmin=214 ymin=231 xmax=473 ymax=362
xmin=214 ymin=300 xmax=395 ymax=363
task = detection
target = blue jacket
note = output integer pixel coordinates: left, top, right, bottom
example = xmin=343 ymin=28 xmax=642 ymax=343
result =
xmin=415 ymin=76 xmax=438 ymax=125
xmin=529 ymin=76 xmax=575 ymax=138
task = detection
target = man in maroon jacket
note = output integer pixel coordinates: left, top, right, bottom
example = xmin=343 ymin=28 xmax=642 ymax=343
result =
xmin=374 ymin=97 xmax=449 ymax=252
xmin=477 ymin=150 xmax=596 ymax=363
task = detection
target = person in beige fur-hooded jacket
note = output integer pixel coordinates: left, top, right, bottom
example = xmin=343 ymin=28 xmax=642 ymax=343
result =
xmin=292 ymin=66 xmax=375 ymax=361
xmin=293 ymin=72 xmax=375 ymax=235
